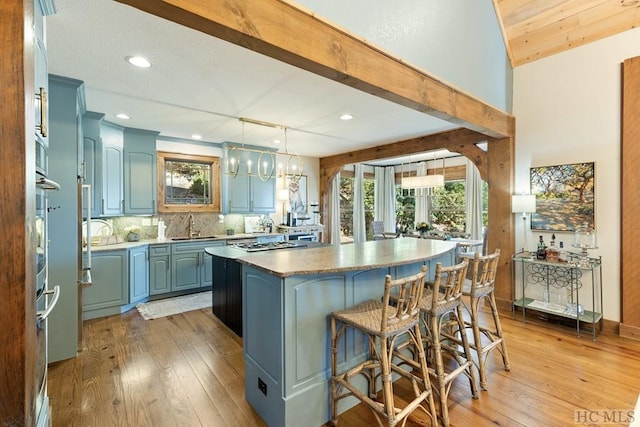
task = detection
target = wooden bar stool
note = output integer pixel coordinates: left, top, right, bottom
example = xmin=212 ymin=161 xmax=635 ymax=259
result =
xmin=420 ymin=259 xmax=478 ymax=427
xmin=330 ymin=265 xmax=437 ymax=427
xmin=462 ymin=249 xmax=511 ymax=390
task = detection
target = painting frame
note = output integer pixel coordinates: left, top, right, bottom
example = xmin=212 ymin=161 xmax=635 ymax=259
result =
xmin=285 ymin=174 xmax=308 ymax=214
xmin=530 ymin=162 xmax=595 ymax=232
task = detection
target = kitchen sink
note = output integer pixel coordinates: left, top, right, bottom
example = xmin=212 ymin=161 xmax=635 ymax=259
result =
xmin=171 ymin=235 xmax=218 ymax=241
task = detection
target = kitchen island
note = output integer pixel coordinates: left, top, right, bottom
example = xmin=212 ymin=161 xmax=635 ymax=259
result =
xmin=208 ymin=238 xmax=457 ymax=427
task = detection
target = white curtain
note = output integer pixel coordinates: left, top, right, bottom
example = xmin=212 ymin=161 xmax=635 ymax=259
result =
xmin=465 ymin=158 xmax=483 ymax=240
xmin=374 ymin=166 xmax=397 ymax=232
xmin=414 ymin=162 xmax=431 ymax=224
xmin=353 ymin=164 xmax=366 ymax=243
xmin=328 ymin=172 xmax=341 ymax=244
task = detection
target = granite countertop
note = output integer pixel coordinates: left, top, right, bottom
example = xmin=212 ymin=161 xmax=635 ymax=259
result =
xmin=227 ymin=238 xmax=457 ymax=277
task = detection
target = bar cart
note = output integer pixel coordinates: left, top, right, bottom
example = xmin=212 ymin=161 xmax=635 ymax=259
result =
xmin=512 ymin=251 xmax=603 ymax=340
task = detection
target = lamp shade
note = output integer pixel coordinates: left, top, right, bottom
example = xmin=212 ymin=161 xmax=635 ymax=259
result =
xmin=511 ymin=194 xmax=536 ymax=213
xmin=277 ymin=188 xmax=289 ymax=202
xmin=401 ymin=174 xmax=444 ymax=189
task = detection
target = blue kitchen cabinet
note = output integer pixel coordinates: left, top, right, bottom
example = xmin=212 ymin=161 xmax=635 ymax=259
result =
xmin=172 ymin=240 xmax=223 ymax=291
xmin=222 ymin=143 xmax=276 ymax=214
xmin=81 ymin=113 xmax=124 ymax=217
xmin=100 ymin=121 xmax=124 ymax=216
xmin=129 ymin=246 xmax=149 ymax=304
xmin=82 ymin=250 xmax=128 ymax=320
xmin=149 ymin=244 xmax=171 ymax=295
xmin=123 ymin=127 xmax=159 ymax=215
xmin=81 ymin=111 xmax=103 ymax=218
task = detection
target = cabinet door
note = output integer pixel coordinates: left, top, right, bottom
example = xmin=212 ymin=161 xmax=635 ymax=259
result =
xmin=227 ymin=174 xmax=251 ymax=212
xmin=83 ymin=251 xmax=127 ymax=312
xmin=150 ymin=256 xmax=171 ymax=295
xmin=100 ymin=122 xmax=123 ymax=216
xmin=201 ymin=252 xmax=213 ymax=288
xmin=81 ymin=112 xmax=105 ymax=218
xmin=129 ymin=246 xmax=149 ymax=303
xmin=212 ymin=256 xmax=228 ymax=322
xmin=172 ymin=252 xmax=201 ymax=291
xmin=124 ymin=128 xmax=158 ymax=215
xmin=34 ymin=33 xmax=48 ymax=149
xmin=251 ymin=176 xmax=276 ymax=212
xmin=226 ymin=259 xmax=243 ymax=336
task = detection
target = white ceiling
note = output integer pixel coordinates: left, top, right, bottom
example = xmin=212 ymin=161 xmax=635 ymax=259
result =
xmin=46 ymin=0 xmax=458 ymax=163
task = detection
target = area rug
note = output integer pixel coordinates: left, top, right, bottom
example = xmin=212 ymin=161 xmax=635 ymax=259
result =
xmin=136 ymin=291 xmax=212 ymax=320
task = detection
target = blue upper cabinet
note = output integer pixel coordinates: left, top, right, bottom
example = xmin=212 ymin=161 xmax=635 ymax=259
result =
xmin=221 ymin=142 xmax=276 ymax=214
xmin=100 ymin=122 xmax=124 ymax=216
xmin=81 ymin=113 xmax=124 ymax=217
xmin=123 ymin=127 xmax=159 ymax=215
xmin=34 ymin=0 xmax=55 ymax=174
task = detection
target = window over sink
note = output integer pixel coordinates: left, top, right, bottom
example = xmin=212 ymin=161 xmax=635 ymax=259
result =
xmin=157 ymin=151 xmax=220 ymax=212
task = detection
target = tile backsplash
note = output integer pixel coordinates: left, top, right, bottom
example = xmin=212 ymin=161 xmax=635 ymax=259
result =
xmin=110 ymin=213 xmax=277 ymax=240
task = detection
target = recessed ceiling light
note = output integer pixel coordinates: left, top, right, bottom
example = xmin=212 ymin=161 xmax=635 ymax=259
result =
xmin=125 ymin=55 xmax=152 ymax=68
xmin=191 ymin=134 xmax=202 ymax=140
xmin=272 ymin=139 xmax=281 ymax=144
xmin=340 ymin=113 xmax=354 ymax=121
xmin=115 ymin=113 xmax=130 ymax=120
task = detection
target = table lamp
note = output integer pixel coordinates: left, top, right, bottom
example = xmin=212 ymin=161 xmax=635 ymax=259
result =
xmin=512 ymin=194 xmax=537 ymax=254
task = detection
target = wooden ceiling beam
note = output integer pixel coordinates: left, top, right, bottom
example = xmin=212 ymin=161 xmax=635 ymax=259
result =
xmin=116 ymin=0 xmax=514 ymax=139
xmin=320 ymin=128 xmax=491 ymax=179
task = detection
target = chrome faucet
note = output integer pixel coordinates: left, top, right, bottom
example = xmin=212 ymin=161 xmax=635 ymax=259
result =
xmin=188 ymin=213 xmax=200 ymax=238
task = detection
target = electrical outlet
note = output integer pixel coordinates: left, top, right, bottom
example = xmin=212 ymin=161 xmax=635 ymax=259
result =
xmin=258 ymin=378 xmax=267 ymax=396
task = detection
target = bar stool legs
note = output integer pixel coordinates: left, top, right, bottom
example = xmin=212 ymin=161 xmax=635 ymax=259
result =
xmin=463 ymin=250 xmax=511 ymax=390
xmin=421 ymin=260 xmax=478 ymax=427
xmin=330 ymin=266 xmax=437 ymax=426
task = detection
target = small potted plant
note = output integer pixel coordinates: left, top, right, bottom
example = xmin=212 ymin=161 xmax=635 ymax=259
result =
xmin=257 ymin=215 xmax=274 ymax=233
xmin=124 ymin=225 xmax=141 ymax=242
xmin=415 ymin=221 xmax=431 ymax=237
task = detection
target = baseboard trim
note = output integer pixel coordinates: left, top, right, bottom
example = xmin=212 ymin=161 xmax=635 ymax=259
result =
xmin=619 ymin=323 xmax=640 ymax=340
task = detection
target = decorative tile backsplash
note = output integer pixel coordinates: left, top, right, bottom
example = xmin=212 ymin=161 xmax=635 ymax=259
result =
xmin=111 ymin=213 xmax=277 ymax=239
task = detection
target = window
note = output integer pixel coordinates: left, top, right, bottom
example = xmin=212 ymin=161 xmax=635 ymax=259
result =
xmin=395 ymin=180 xmax=488 ymax=233
xmin=157 ymin=151 xmax=220 ymax=212
xmin=431 ymin=182 xmax=467 ymax=232
xmin=338 ymin=173 xmax=375 ymax=242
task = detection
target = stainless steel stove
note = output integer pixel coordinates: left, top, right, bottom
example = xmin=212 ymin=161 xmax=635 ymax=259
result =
xmin=234 ymin=241 xmax=307 ymax=252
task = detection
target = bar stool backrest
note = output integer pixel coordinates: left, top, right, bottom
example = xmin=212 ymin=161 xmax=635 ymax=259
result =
xmin=430 ymin=259 xmax=469 ymax=314
xmin=468 ymin=249 xmax=501 ymax=298
xmin=381 ymin=265 xmax=428 ymax=332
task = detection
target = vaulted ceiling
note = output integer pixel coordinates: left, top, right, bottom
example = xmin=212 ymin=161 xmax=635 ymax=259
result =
xmin=493 ymin=0 xmax=640 ymax=67
xmin=45 ymin=0 xmax=640 ymax=163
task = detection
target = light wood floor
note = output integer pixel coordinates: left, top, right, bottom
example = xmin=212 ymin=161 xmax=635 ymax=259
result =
xmin=49 ymin=304 xmax=640 ymax=426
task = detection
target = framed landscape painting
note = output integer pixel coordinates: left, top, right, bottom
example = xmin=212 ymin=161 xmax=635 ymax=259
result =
xmin=530 ymin=162 xmax=595 ymax=232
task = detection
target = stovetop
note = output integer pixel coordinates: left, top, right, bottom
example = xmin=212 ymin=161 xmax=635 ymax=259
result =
xmin=234 ymin=241 xmax=307 ymax=252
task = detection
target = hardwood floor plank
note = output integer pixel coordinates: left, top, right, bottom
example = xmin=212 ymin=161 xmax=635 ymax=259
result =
xmin=49 ymin=305 xmax=640 ymax=427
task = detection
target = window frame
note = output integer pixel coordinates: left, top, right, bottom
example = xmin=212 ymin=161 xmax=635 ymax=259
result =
xmin=157 ymin=151 xmax=221 ymax=213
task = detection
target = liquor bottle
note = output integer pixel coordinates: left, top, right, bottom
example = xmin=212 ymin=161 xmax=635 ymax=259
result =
xmin=536 ymin=235 xmax=547 ymax=260
xmin=546 ymin=234 xmax=559 ymax=262
xmin=558 ymin=241 xmax=568 ymax=263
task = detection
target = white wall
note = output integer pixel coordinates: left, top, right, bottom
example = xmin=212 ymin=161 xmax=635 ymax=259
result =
xmin=294 ymin=0 xmax=512 ymax=112
xmin=513 ymin=27 xmax=640 ymax=322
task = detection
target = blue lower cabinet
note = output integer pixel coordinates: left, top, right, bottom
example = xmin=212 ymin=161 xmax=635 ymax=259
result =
xmin=129 ymin=246 xmax=149 ymax=304
xmin=172 ymin=241 xmax=224 ymax=292
xmin=82 ymin=250 xmax=128 ymax=320
xmin=150 ymin=245 xmax=171 ymax=295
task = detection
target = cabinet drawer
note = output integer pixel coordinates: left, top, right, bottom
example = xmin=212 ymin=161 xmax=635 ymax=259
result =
xmin=150 ymin=245 xmax=170 ymax=256
xmin=172 ymin=240 xmax=223 ymax=254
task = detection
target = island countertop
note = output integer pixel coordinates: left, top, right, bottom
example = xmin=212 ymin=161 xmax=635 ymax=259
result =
xmin=220 ymin=238 xmax=457 ymax=277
